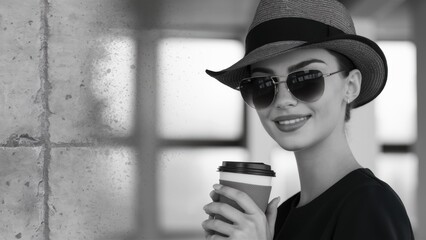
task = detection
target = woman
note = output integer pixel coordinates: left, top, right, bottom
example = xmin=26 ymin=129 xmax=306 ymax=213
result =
xmin=202 ymin=0 xmax=415 ymax=239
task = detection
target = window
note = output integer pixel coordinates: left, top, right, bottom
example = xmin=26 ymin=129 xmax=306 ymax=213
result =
xmin=376 ymin=41 xmax=417 ymax=145
xmin=375 ymin=41 xmax=418 ymax=228
xmin=157 ymin=148 xmax=248 ymax=232
xmin=156 ymin=37 xmax=245 ymax=237
xmin=270 ymin=148 xmax=300 ymax=201
xmin=157 ymin=38 xmax=244 ymax=141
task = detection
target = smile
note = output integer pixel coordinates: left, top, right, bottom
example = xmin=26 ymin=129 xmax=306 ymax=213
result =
xmin=274 ymin=115 xmax=311 ymax=132
xmin=278 ymin=116 xmax=309 ymax=125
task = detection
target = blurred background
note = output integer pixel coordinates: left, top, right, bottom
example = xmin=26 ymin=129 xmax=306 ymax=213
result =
xmin=1 ymin=0 xmax=425 ymax=239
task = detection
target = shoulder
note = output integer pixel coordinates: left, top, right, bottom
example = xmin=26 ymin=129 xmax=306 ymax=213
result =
xmin=334 ymin=169 xmax=414 ymax=239
xmin=341 ymin=169 xmax=410 ymax=217
xmin=343 ymin=169 xmax=404 ymax=207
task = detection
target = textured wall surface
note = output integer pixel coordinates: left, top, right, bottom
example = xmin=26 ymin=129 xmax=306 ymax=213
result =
xmin=0 ymin=0 xmax=143 ymax=239
xmin=0 ymin=148 xmax=43 ymax=239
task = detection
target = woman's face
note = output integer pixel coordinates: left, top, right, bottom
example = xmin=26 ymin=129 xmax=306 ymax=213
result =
xmin=252 ymin=48 xmax=349 ymax=151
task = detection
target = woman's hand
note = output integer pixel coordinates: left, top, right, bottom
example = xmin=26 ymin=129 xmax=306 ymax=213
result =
xmin=202 ymin=184 xmax=280 ymax=240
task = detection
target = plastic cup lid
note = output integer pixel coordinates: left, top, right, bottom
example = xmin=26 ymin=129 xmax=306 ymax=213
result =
xmin=218 ymin=161 xmax=276 ymax=177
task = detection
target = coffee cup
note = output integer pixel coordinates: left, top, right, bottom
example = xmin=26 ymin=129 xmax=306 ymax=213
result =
xmin=215 ymin=161 xmax=276 ymax=224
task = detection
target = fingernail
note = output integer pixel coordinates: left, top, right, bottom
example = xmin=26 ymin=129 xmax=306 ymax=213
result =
xmin=213 ymin=184 xmax=222 ymax=190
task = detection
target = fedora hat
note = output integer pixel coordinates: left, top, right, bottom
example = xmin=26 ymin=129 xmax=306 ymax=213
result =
xmin=205 ymin=0 xmax=387 ymax=108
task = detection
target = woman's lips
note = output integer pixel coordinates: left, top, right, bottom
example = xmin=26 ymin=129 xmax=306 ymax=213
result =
xmin=273 ymin=115 xmax=311 ymax=132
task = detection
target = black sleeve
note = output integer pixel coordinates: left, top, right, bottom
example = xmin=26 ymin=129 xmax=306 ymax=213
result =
xmin=333 ymin=184 xmax=414 ymax=240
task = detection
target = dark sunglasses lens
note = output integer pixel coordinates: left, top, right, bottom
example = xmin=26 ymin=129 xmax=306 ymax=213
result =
xmin=240 ymin=77 xmax=275 ymax=109
xmin=287 ymin=70 xmax=325 ymax=102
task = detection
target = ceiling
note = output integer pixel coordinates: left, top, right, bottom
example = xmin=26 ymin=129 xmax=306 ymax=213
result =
xmin=139 ymin=0 xmax=412 ymax=40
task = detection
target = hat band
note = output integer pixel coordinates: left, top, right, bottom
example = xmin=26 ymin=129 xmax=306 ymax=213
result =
xmin=245 ymin=17 xmax=345 ymax=54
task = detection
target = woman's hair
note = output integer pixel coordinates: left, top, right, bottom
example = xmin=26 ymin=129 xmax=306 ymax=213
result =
xmin=326 ymin=50 xmax=356 ymax=122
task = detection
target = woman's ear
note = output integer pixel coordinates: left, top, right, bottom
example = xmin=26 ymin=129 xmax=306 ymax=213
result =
xmin=345 ymin=69 xmax=362 ymax=104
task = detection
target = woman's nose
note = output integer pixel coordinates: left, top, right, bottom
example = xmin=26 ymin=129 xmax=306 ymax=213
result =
xmin=273 ymin=83 xmax=298 ymax=108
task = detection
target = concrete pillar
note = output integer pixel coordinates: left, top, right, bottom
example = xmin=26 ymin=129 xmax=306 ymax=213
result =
xmin=135 ymin=1 xmax=162 ymax=239
xmin=134 ymin=30 xmax=160 ymax=240
xmin=412 ymin=0 xmax=426 ymax=238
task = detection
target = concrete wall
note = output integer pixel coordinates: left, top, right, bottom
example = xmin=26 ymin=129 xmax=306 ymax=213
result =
xmin=0 ymin=0 xmax=149 ymax=239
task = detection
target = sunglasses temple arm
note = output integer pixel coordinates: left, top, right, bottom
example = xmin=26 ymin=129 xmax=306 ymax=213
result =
xmin=325 ymin=69 xmax=349 ymax=77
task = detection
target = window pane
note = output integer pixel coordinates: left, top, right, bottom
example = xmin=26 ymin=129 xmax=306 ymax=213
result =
xmin=157 ymin=147 xmax=248 ymax=232
xmin=376 ymin=153 xmax=418 ymax=228
xmin=376 ymin=41 xmax=417 ymax=144
xmin=157 ymin=38 xmax=244 ymax=140
xmin=270 ymin=148 xmax=300 ymax=202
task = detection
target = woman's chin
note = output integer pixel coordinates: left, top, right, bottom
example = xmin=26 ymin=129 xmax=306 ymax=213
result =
xmin=277 ymin=141 xmax=307 ymax=152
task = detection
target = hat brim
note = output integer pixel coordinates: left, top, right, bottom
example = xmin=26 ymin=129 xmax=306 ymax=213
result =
xmin=206 ymin=34 xmax=387 ymax=108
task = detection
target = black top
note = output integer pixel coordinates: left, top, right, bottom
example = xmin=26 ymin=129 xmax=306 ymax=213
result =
xmin=273 ymin=168 xmax=415 ymax=240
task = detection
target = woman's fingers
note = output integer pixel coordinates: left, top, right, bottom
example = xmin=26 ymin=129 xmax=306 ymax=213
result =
xmin=265 ymin=196 xmax=280 ymax=234
xmin=203 ymin=201 xmax=243 ymax=223
xmin=202 ymin=218 xmax=233 ymax=237
xmin=205 ymin=233 xmax=228 ymax=240
xmin=212 ymin=184 xmax=260 ymax=215
xmin=210 ymin=190 xmax=220 ymax=202
xmin=203 ymin=214 xmax=215 ymax=236
xmin=203 ymin=186 xmax=280 ymax=240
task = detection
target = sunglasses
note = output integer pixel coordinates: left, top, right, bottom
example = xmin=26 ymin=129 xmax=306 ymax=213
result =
xmin=237 ymin=69 xmax=346 ymax=109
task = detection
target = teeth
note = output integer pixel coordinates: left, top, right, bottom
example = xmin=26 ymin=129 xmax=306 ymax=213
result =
xmin=278 ymin=117 xmax=308 ymax=125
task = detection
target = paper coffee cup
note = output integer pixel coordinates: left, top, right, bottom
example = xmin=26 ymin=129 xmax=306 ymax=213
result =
xmin=215 ymin=161 xmax=276 ymax=224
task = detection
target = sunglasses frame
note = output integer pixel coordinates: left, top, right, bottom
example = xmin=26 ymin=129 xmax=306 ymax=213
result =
xmin=237 ymin=69 xmax=348 ymax=109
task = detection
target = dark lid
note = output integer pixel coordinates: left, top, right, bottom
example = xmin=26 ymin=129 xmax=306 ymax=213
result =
xmin=218 ymin=161 xmax=276 ymax=177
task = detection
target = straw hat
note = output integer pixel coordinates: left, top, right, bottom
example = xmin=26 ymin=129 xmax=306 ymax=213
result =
xmin=205 ymin=0 xmax=387 ymax=108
